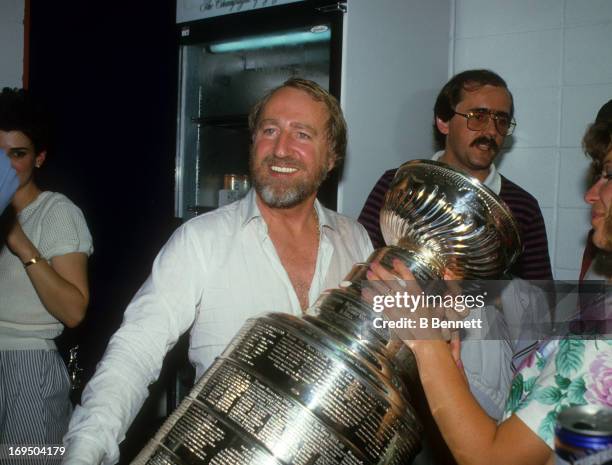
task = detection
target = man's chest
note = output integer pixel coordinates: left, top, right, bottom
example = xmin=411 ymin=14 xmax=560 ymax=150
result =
xmin=271 ymin=233 xmax=319 ymax=311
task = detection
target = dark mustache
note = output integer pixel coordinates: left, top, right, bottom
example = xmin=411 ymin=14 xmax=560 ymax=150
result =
xmin=470 ymin=136 xmax=498 ymax=152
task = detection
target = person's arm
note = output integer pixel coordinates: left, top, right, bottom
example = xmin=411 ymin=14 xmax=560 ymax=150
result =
xmin=367 ymin=260 xmax=552 ymax=465
xmin=62 ymin=224 xmax=203 ymax=465
xmin=7 ymin=222 xmax=88 ymax=327
xmin=409 ymin=340 xmax=551 ymax=465
xmin=0 ymin=149 xmax=18 ymax=214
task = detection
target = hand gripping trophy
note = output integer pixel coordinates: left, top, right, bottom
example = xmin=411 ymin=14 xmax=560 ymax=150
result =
xmin=133 ymin=160 xmax=521 ymax=465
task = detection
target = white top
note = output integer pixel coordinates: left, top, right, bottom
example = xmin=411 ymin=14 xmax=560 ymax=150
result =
xmin=62 ymin=189 xmax=373 ymax=465
xmin=0 ymin=191 xmax=93 ymax=349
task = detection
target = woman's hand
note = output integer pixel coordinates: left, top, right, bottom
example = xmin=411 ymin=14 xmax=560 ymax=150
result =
xmin=365 ymin=259 xmax=466 ymax=347
xmin=6 ymin=218 xmax=39 ymax=261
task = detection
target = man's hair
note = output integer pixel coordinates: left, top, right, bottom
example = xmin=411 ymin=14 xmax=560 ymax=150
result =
xmin=248 ymin=77 xmax=347 ymax=164
xmin=0 ymin=88 xmax=51 ymax=154
xmin=433 ymin=69 xmax=514 ymax=149
xmin=583 ymin=120 xmax=612 ymax=173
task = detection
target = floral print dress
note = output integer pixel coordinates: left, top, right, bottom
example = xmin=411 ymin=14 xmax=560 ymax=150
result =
xmin=502 ymin=337 xmax=612 ymax=448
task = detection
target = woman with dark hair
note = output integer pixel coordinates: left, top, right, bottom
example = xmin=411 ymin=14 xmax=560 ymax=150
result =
xmin=368 ymin=119 xmax=612 ymax=465
xmin=0 ymin=88 xmax=93 ymax=448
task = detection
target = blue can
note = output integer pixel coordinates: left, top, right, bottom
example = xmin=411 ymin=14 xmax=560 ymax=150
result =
xmin=555 ymin=406 xmax=612 ymax=464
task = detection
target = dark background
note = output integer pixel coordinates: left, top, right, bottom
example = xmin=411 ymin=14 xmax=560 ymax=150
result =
xmin=25 ymin=2 xmax=345 ymax=461
xmin=28 ymin=1 xmax=181 ymax=461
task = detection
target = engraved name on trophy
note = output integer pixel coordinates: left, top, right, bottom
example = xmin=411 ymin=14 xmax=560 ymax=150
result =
xmin=132 ymin=160 xmax=521 ymax=465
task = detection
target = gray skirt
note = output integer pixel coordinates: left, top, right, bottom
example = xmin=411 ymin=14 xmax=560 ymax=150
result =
xmin=0 ymin=349 xmax=72 ymax=461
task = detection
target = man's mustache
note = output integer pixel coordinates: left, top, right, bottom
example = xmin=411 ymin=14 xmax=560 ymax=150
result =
xmin=470 ymin=136 xmax=499 ymax=152
xmin=261 ymin=154 xmax=304 ymax=170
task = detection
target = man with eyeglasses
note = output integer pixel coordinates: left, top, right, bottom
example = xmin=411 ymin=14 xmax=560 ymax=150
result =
xmin=359 ymin=69 xmax=552 ymax=282
xmin=358 ymin=69 xmax=553 ymax=464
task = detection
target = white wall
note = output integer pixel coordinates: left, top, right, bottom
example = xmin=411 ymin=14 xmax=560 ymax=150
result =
xmin=3 ymin=1 xmax=607 ymax=280
xmin=0 ymin=0 xmax=25 ymax=88
xmin=339 ymin=0 xmax=451 ymax=219
xmin=450 ymin=0 xmax=612 ymax=279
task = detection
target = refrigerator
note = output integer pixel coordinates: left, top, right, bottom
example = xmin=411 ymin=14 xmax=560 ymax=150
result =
xmin=174 ymin=0 xmax=347 ymax=221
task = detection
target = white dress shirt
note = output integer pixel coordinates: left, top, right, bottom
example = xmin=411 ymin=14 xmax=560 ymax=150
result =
xmin=62 ymin=189 xmax=373 ymax=465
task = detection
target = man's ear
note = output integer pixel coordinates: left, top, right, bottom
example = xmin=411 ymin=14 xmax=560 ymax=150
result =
xmin=436 ymin=116 xmax=450 ymax=136
xmin=326 ymin=152 xmax=337 ymax=173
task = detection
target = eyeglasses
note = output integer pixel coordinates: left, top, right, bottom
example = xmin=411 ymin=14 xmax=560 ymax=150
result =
xmin=453 ymin=110 xmax=516 ymax=136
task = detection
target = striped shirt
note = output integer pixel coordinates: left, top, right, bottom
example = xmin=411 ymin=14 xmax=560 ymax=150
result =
xmin=358 ymin=166 xmax=553 ymax=281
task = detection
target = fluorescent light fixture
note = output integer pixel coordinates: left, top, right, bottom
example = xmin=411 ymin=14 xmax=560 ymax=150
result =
xmin=209 ymin=29 xmax=331 ymax=53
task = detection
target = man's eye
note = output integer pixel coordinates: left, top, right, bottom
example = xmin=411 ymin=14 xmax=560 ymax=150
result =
xmin=470 ymin=112 xmax=487 ymax=122
xmin=496 ymin=117 xmax=510 ymax=129
xmin=261 ymin=127 xmax=276 ymax=136
xmin=297 ymin=131 xmax=311 ymax=140
xmin=494 ymin=114 xmax=510 ymax=123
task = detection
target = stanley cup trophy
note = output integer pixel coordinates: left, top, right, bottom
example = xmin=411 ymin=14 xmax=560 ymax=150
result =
xmin=133 ymin=160 xmax=521 ymax=465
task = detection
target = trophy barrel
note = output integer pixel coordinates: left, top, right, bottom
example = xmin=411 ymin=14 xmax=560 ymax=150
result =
xmin=133 ymin=313 xmax=422 ymax=465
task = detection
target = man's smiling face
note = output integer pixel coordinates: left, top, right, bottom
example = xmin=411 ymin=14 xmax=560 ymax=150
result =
xmin=250 ymin=86 xmax=334 ymax=209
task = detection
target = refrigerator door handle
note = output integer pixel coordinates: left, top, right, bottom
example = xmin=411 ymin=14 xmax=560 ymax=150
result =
xmin=316 ymin=2 xmax=347 ymax=14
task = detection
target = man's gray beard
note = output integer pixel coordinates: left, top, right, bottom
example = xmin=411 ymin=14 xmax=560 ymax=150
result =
xmin=257 ymin=183 xmax=309 ymax=208
xmin=252 ymin=164 xmax=329 ymax=209
xmin=250 ymin=151 xmax=330 ymax=208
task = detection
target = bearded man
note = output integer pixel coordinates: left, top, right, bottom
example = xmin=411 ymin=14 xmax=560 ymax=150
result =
xmin=62 ymin=78 xmax=373 ymax=465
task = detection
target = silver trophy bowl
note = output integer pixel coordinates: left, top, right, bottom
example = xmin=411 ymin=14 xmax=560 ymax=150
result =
xmin=380 ymin=159 xmax=522 ymax=280
xmin=132 ymin=160 xmax=521 ymax=465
